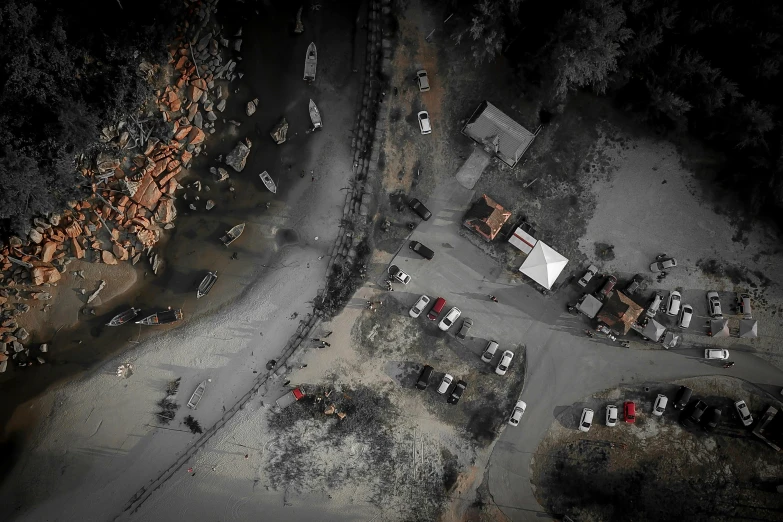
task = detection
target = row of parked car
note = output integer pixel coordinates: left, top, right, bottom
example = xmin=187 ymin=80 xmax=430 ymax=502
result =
xmin=577 ymin=385 xmax=754 ymax=432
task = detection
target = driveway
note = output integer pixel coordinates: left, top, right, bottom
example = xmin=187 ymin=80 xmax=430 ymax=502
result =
xmin=385 ymin=177 xmax=783 ymax=521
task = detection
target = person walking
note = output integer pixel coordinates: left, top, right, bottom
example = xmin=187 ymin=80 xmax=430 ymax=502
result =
xmin=488 ymin=295 xmax=499 ymax=303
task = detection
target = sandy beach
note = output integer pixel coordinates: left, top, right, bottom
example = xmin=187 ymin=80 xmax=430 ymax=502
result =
xmin=0 ymin=0 xmax=368 ymax=519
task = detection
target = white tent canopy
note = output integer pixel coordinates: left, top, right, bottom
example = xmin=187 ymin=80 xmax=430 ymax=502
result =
xmin=519 ymin=241 xmax=568 ymax=289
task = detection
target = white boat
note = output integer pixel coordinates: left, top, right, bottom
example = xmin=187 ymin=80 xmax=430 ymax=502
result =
xmin=220 ymin=223 xmax=245 ymax=246
xmin=309 ymin=99 xmax=322 ymax=129
xmin=106 ymin=307 xmax=141 ymax=327
xmin=187 ymin=380 xmax=207 ymax=409
xmin=303 ymin=42 xmax=317 ymax=81
xmin=259 ymin=171 xmax=277 ymax=193
xmin=197 ymin=271 xmax=218 ymax=299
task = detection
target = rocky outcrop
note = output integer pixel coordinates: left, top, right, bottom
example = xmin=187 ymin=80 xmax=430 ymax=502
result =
xmin=225 ymin=141 xmax=251 ymax=172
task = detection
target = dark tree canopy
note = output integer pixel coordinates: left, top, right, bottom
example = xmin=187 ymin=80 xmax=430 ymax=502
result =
xmin=0 ymin=0 xmax=182 ymax=235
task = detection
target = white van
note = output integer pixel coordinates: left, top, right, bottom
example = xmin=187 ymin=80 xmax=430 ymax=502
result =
xmin=646 ymin=293 xmax=663 ymax=318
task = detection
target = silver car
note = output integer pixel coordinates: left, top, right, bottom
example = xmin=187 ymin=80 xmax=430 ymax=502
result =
xmin=734 ymin=400 xmax=753 ymax=427
xmin=438 ymin=307 xmax=461 ymax=331
xmin=606 ymin=405 xmax=618 ymax=427
xmin=409 ymin=295 xmax=430 ymax=318
xmin=650 ymin=258 xmax=677 ymax=272
xmin=579 ymin=408 xmax=594 ymax=432
xmin=495 ymin=350 xmax=514 ymax=376
xmin=707 ymin=291 xmax=723 ymax=318
xmin=481 ymin=341 xmax=499 ymax=363
xmin=509 ymin=400 xmax=527 ymax=426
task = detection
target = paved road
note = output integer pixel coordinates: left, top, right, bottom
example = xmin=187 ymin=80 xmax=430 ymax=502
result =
xmin=387 ymin=181 xmax=783 ymax=521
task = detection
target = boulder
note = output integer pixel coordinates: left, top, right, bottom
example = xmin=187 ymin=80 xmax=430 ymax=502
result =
xmin=154 ymin=199 xmax=177 ymax=224
xmin=29 ymin=229 xmax=43 ymax=244
xmin=71 ymin=237 xmax=84 ymax=259
xmin=233 ymin=39 xmax=242 ymax=52
xmin=102 ymin=250 xmax=118 ymax=265
xmin=215 ymin=168 xmax=229 ymax=182
xmin=270 ymin=118 xmax=288 ymax=144
xmin=225 ymin=142 xmax=251 ymax=172
xmin=31 ymin=266 xmax=61 ymax=286
xmin=216 ymin=99 xmax=226 ymax=112
xmin=246 ymin=98 xmax=258 ymax=116
xmin=187 ymin=85 xmax=204 ymax=102
xmin=112 ymin=243 xmax=129 ymax=261
xmin=41 ymin=241 xmax=57 ymax=263
xmin=188 ymin=127 xmax=206 ymax=146
xmin=193 ymin=111 xmax=203 ymax=129
xmin=14 ymin=328 xmax=29 ymax=341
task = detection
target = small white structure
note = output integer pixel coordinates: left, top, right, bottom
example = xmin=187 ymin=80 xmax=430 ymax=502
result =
xmin=508 ymin=226 xmax=537 ymax=254
xmin=518 ymin=241 xmax=568 ymax=289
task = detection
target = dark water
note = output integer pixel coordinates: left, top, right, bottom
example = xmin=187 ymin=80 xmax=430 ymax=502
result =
xmin=0 ymin=0 xmax=361 ymax=482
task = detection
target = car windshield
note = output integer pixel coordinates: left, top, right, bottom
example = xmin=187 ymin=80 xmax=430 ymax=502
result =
xmin=581 ymin=421 xmax=590 ymax=427
xmin=499 ymin=365 xmax=507 ymax=371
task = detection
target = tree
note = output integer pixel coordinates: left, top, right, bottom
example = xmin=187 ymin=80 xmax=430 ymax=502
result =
xmin=453 ymin=0 xmax=523 ymax=64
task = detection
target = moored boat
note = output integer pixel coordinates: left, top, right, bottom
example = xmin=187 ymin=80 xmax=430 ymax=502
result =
xmin=259 ymin=171 xmax=277 ymax=193
xmin=106 ymin=307 xmax=141 ymax=327
xmin=303 ymin=42 xmax=317 ymax=81
xmin=197 ymin=271 xmax=218 ymax=299
xmin=187 ymin=380 xmax=207 ymax=409
xmin=309 ymin=99 xmax=322 ymax=129
xmin=136 ymin=309 xmax=184 ymax=326
xmin=220 ymin=223 xmax=246 ymax=246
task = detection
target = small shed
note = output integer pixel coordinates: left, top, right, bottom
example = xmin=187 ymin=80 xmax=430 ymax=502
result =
xmin=661 ymin=330 xmax=682 ymax=349
xmin=577 ymin=294 xmax=603 ymax=319
xmin=463 ymin=194 xmax=511 ymax=242
xmin=462 ymin=101 xmax=540 ymax=167
xmin=640 ymin=319 xmax=666 ymax=342
xmin=508 ymin=224 xmax=537 ymax=254
xmin=596 ymin=291 xmax=644 ymax=335
xmin=739 ymin=319 xmax=758 ymax=338
xmin=710 ymin=318 xmax=730 ymax=338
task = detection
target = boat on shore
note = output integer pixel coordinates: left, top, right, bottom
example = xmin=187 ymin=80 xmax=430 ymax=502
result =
xmin=303 ymin=42 xmax=317 ymax=81
xmin=187 ymin=380 xmax=207 ymax=409
xmin=136 ymin=309 xmax=183 ymax=326
xmin=106 ymin=307 xmax=141 ymax=327
xmin=220 ymin=223 xmax=245 ymax=246
xmin=309 ymin=99 xmax=322 ymax=130
xmin=259 ymin=171 xmax=277 ymax=194
xmin=197 ymin=271 xmax=218 ymax=299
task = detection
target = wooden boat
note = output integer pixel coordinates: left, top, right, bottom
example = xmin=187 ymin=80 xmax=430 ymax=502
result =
xmin=259 ymin=171 xmax=277 ymax=194
xmin=106 ymin=307 xmax=140 ymax=327
xmin=135 ymin=309 xmax=184 ymax=326
xmin=220 ymin=223 xmax=245 ymax=246
xmin=309 ymin=99 xmax=322 ymax=129
xmin=197 ymin=271 xmax=218 ymax=299
xmin=303 ymin=42 xmax=317 ymax=81
xmin=187 ymin=380 xmax=207 ymax=409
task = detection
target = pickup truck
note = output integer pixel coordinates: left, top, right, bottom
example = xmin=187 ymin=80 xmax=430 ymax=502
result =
xmin=275 ymin=387 xmax=305 ymax=409
xmin=578 ymin=265 xmax=598 ymax=287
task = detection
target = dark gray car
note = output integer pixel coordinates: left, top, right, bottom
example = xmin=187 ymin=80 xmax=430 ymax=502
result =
xmin=456 ymin=318 xmax=472 ymax=339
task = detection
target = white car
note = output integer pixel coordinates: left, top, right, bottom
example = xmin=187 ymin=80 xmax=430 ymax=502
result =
xmin=678 ymin=304 xmax=693 ymax=329
xmin=417 ymin=111 xmax=431 ymax=134
xmin=390 ymin=267 xmax=411 ymax=284
xmin=705 ymin=349 xmax=729 ymax=360
xmin=606 ymin=405 xmax=618 ymax=427
xmin=734 ymin=400 xmax=753 ymax=427
xmin=509 ymin=400 xmax=527 ymax=426
xmin=438 ymin=307 xmax=461 ymax=331
xmin=409 ymin=295 xmax=430 ymax=318
xmin=707 ymin=291 xmax=723 ymax=318
xmin=416 ymin=69 xmax=430 ymax=91
xmin=437 ymin=374 xmax=453 ymax=394
xmin=481 ymin=341 xmax=499 ymax=363
xmin=577 ymin=265 xmax=598 ymax=287
xmin=650 ymin=258 xmax=677 ymax=272
xmin=579 ymin=408 xmax=594 ymax=432
xmin=495 ymin=350 xmax=514 ymax=376
xmin=666 ymin=290 xmax=681 ymax=316
xmin=653 ymin=394 xmax=668 ymax=416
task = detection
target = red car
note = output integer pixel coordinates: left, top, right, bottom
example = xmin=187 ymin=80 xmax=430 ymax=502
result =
xmin=624 ymin=401 xmax=636 ymax=423
xmin=427 ymin=297 xmax=446 ymax=320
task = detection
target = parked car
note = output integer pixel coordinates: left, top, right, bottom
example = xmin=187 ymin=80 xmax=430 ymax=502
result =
xmin=673 ymin=386 xmax=693 ymax=410
xmin=735 ymin=400 xmax=753 ymax=427
xmin=509 ymin=400 xmax=527 ymax=426
xmin=606 ymin=405 xmax=618 ymax=427
xmin=415 ymin=69 xmax=430 ymax=91
xmin=481 ymin=341 xmax=499 ymax=363
xmin=678 ymin=304 xmax=693 ymax=329
xmin=447 ymin=380 xmax=467 ymax=404
xmin=438 ymin=307 xmax=461 ymax=331
xmin=646 ymin=292 xmax=663 ymax=318
xmin=598 ymin=275 xmax=618 ymax=299
xmin=409 ymin=241 xmax=435 ymax=260
xmin=495 ymin=350 xmax=514 ymax=376
xmin=625 ymin=274 xmax=644 ymax=295
xmin=437 ymin=374 xmax=453 ymax=394
xmin=707 ymin=291 xmax=723 ymax=318
xmin=409 ymin=295 xmax=430 ymax=318
xmin=650 ymin=257 xmax=677 ymax=272
xmin=624 ymin=401 xmax=636 ymax=423
xmin=417 ymin=111 xmax=431 ymax=134
xmin=416 ymin=365 xmax=433 ymax=390
xmin=577 ymin=265 xmax=598 ymax=287
xmin=738 ymin=293 xmax=752 ymax=318
xmin=666 ymin=290 xmax=682 ymax=316
xmin=579 ymin=408 xmax=594 ymax=432
xmin=389 ymin=265 xmax=411 ymax=284
xmin=702 ymin=406 xmax=722 ymax=431
xmin=427 ymin=297 xmax=445 ymax=320
xmin=705 ymin=349 xmax=729 ymax=360
xmin=682 ymin=400 xmax=708 ymax=428
xmin=653 ymin=394 xmax=668 ymax=416
xmin=408 ymin=198 xmax=432 ymax=220
xmin=456 ymin=318 xmax=473 ymax=340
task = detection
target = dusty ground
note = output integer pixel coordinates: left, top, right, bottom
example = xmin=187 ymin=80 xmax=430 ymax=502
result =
xmin=531 ymin=378 xmax=783 ymax=521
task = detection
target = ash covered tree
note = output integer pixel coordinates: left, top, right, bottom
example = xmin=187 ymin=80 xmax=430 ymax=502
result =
xmin=452 ymin=0 xmax=523 ymax=64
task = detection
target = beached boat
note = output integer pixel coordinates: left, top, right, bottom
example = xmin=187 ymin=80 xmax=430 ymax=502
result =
xmin=187 ymin=380 xmax=207 ymax=409
xmin=220 ymin=223 xmax=245 ymax=246
xmin=197 ymin=271 xmax=218 ymax=299
xmin=309 ymin=99 xmax=322 ymax=129
xmin=303 ymin=42 xmax=317 ymax=81
xmin=135 ymin=309 xmax=184 ymax=326
xmin=106 ymin=307 xmax=141 ymax=327
xmin=259 ymin=171 xmax=277 ymax=194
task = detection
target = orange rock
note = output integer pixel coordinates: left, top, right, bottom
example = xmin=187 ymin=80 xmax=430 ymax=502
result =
xmin=118 ymin=195 xmax=130 ymax=208
xmin=187 ymin=84 xmax=204 ymax=102
xmin=175 ymin=75 xmax=187 ymax=89
xmin=102 ymin=250 xmax=118 ymax=265
xmin=175 ymin=55 xmax=188 ymax=71
xmin=112 ymin=243 xmax=129 ymax=261
xmin=151 ymin=159 xmax=169 ymax=178
xmin=174 ymin=125 xmax=191 ymax=141
xmin=191 ymin=77 xmax=208 ymax=91
xmin=41 ymin=242 xmax=57 ymax=263
xmin=64 ymin=222 xmax=82 ymax=238
xmin=31 ymin=266 xmax=61 ymax=286
xmin=71 ymin=237 xmax=84 ymax=259
xmin=167 ymin=159 xmax=181 ymax=172
xmin=180 ymin=150 xmax=193 ymax=167
xmin=186 ymin=103 xmax=198 ymax=121
xmin=188 ymin=127 xmax=206 ymax=146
